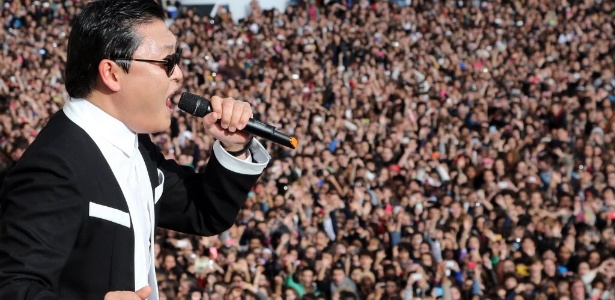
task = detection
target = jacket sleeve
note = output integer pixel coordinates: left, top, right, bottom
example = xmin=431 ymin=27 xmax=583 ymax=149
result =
xmin=0 ymin=150 xmax=84 ymax=300
xmin=143 ymin=136 xmax=268 ymax=235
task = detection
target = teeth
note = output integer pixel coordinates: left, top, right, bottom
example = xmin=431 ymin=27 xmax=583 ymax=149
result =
xmin=166 ymin=91 xmax=178 ymax=108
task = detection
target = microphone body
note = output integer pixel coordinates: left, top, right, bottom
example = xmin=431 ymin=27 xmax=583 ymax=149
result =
xmin=178 ymin=92 xmax=298 ymax=149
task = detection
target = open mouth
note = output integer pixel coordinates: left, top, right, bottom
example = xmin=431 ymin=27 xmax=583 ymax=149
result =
xmin=166 ymin=91 xmax=178 ymax=111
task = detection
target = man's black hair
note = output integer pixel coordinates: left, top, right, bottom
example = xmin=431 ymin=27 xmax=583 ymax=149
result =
xmin=65 ymin=0 xmax=166 ymax=98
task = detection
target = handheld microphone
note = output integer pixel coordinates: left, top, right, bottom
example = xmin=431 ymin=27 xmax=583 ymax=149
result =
xmin=178 ymin=92 xmax=298 ymax=149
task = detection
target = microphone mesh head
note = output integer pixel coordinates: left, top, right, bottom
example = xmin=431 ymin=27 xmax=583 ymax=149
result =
xmin=178 ymin=92 xmax=210 ymax=117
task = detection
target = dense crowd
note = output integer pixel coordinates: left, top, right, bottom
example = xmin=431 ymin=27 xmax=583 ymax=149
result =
xmin=2 ymin=0 xmax=615 ymax=299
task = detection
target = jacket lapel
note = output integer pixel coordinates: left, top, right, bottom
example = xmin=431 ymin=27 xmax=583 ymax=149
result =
xmin=137 ymin=134 xmax=158 ymax=194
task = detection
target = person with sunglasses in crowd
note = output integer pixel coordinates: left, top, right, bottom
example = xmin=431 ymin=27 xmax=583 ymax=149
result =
xmin=0 ymin=0 xmax=270 ymax=299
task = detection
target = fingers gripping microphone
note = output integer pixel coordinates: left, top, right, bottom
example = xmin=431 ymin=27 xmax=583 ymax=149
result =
xmin=178 ymin=92 xmax=298 ymax=149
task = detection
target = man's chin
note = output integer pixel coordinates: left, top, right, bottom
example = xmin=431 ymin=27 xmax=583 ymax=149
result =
xmin=153 ymin=120 xmax=172 ymax=134
xmin=138 ymin=119 xmax=172 ymax=135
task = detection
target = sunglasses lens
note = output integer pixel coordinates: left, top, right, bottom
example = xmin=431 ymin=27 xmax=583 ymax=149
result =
xmin=166 ymin=59 xmax=175 ymax=77
xmin=167 ymin=49 xmax=182 ymax=77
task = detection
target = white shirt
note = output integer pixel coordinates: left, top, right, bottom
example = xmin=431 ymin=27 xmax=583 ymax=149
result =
xmin=63 ymin=98 xmax=269 ymax=298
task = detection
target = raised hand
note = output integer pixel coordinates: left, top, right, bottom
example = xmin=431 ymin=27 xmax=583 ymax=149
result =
xmin=203 ymin=96 xmax=253 ymax=151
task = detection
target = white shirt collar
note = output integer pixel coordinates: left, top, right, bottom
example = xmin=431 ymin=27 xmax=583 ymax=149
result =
xmin=63 ymin=98 xmax=138 ymax=157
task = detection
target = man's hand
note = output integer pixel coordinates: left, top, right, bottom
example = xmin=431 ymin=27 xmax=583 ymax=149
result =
xmin=104 ymin=286 xmax=151 ymax=300
xmin=204 ymin=96 xmax=253 ymax=152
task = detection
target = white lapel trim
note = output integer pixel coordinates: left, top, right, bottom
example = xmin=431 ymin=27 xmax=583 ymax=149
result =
xmin=89 ymin=202 xmax=131 ymax=228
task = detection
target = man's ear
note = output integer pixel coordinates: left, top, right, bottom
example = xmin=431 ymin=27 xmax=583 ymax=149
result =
xmin=98 ymin=59 xmax=122 ymax=92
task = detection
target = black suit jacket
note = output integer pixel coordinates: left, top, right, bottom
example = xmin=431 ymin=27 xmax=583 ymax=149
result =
xmin=0 ymin=111 xmax=260 ymax=299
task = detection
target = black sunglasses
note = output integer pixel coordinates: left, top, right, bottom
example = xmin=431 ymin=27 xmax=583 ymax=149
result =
xmin=115 ymin=48 xmax=182 ymax=77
